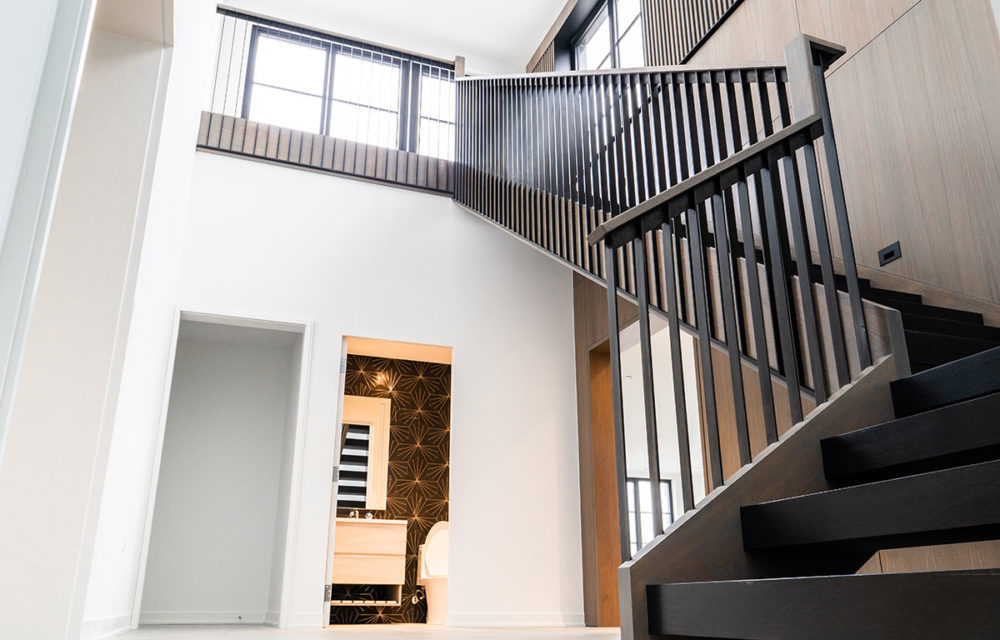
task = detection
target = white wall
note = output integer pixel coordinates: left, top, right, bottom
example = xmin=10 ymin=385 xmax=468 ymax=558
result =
xmin=620 ymin=321 xmax=706 ymax=525
xmin=140 ymin=324 xmax=298 ymax=624
xmin=175 ymin=152 xmax=582 ymax=627
xmin=0 ymin=26 xmax=168 ymax=640
xmin=80 ymin=1 xmax=217 ymax=637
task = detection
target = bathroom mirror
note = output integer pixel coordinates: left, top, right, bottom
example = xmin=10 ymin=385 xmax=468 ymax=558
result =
xmin=336 ymin=395 xmax=391 ymax=511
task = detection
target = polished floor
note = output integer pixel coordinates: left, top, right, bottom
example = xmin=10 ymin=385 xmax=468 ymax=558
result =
xmin=123 ymin=625 xmax=621 ymax=639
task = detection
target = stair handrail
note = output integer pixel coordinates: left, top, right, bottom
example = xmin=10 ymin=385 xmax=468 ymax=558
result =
xmin=580 ymin=34 xmax=872 ymax=565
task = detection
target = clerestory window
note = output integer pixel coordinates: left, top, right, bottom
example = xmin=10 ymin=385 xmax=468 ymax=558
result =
xmin=209 ymin=10 xmax=456 ymax=161
xmin=574 ymin=0 xmax=645 ymax=71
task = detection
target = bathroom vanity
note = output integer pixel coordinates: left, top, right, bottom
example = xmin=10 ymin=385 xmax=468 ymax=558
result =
xmin=330 ymin=517 xmax=408 ymax=606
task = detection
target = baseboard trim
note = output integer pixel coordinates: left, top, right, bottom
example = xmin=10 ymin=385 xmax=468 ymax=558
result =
xmin=263 ymin=611 xmax=280 ymax=627
xmin=139 ymin=611 xmax=267 ymax=625
xmin=448 ymin=612 xmax=586 ymax=627
xmin=80 ymin=615 xmax=133 ymax=640
xmin=287 ymin=611 xmax=323 ymax=628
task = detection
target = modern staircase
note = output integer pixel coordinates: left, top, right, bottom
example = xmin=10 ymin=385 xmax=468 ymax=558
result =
xmin=451 ymin=28 xmax=1000 ymax=640
xmin=647 ymin=346 xmax=1000 ymax=638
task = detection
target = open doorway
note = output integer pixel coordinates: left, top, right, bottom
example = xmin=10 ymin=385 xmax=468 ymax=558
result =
xmin=138 ymin=313 xmax=310 ymax=626
xmin=325 ymin=336 xmax=452 ymax=626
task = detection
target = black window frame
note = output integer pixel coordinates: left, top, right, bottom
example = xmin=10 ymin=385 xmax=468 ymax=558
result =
xmin=626 ymin=477 xmax=673 ymax=556
xmin=570 ymin=0 xmax=644 ymax=71
xmin=224 ymin=9 xmax=455 ymax=158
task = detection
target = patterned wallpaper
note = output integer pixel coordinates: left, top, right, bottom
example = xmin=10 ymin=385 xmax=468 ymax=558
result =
xmin=330 ymin=354 xmax=451 ymax=624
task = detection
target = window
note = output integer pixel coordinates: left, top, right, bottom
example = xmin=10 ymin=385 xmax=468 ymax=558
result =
xmin=626 ymin=478 xmax=673 ymax=556
xmin=246 ymin=30 xmax=329 ymax=134
xmin=215 ymin=10 xmax=455 ymax=160
xmin=417 ymin=70 xmax=456 ymax=160
xmin=574 ymin=0 xmax=645 ymax=70
xmin=328 ymin=51 xmax=402 ymax=149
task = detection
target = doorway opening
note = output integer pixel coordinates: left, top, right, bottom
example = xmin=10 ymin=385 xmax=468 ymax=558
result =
xmin=326 ymin=336 xmax=452 ymax=625
xmin=138 ymin=313 xmax=309 ymax=626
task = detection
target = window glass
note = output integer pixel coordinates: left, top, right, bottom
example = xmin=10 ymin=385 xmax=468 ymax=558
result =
xmin=253 ymin=34 xmax=327 ymax=94
xmin=577 ymin=11 xmax=612 ymax=71
xmin=248 ymin=86 xmax=323 ymax=133
xmin=330 ymin=52 xmax=402 ymax=148
xmin=617 ymin=20 xmax=645 ymax=68
xmin=418 ymin=73 xmax=456 ymax=160
xmin=247 ymin=33 xmax=328 ymax=133
xmin=617 ymin=0 xmax=641 ymax=25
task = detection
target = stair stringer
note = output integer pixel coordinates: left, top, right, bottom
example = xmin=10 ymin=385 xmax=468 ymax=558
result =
xmin=618 ymin=354 xmax=900 ymax=640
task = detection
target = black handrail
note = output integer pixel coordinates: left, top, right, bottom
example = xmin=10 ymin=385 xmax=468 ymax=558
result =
xmin=587 ymin=35 xmax=871 ymax=561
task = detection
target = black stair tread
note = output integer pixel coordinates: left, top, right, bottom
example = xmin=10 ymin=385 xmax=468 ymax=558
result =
xmin=873 ymin=298 xmax=983 ymax=324
xmin=337 ymin=485 xmax=366 ymax=495
xmin=901 ymin=313 xmax=1000 ymax=342
xmin=340 ymin=454 xmax=368 ymax=464
xmin=905 ymin=330 xmax=1000 ymax=368
xmin=647 ymin=570 xmax=1000 ymax=639
xmin=821 ymin=392 xmax=1000 ymax=482
xmin=892 ymin=345 xmax=1000 ymax=417
xmin=339 ymin=470 xmax=367 ymax=480
xmin=741 ymin=459 xmax=1000 ymax=551
xmin=861 ymin=286 xmax=923 ymax=304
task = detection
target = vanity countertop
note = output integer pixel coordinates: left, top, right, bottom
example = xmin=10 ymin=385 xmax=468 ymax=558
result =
xmin=335 ymin=517 xmax=408 ymax=526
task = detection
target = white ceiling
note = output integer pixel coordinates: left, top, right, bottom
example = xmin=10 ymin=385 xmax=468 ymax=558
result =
xmin=221 ymin=0 xmax=570 ymax=74
xmin=95 ymin=0 xmax=170 ymax=44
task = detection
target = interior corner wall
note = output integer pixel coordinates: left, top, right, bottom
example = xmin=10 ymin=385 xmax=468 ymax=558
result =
xmin=0 ymin=25 xmax=167 ymax=640
xmin=686 ymin=0 xmax=1000 ymax=306
xmin=174 ymin=151 xmax=583 ymax=627
xmin=79 ymin=1 xmax=219 ymax=638
xmin=139 ymin=331 xmax=296 ymax=624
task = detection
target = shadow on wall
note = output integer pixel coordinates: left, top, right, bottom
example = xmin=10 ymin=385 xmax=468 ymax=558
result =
xmin=331 ymin=354 xmax=451 ymax=624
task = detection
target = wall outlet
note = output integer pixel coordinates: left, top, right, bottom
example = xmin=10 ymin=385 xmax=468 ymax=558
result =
xmin=878 ymin=241 xmax=902 ymax=266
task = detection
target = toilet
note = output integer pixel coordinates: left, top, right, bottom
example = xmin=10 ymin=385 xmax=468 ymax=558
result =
xmin=417 ymin=521 xmax=449 ymax=625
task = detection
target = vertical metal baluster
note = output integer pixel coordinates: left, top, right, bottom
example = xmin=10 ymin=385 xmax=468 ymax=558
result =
xmin=759 ymin=146 xmax=804 ymax=424
xmin=813 ymin=61 xmax=871 ymax=369
xmin=605 ymin=240 xmax=635 ymax=563
xmin=712 ymin=187 xmax=751 ymax=466
xmin=660 ymin=217 xmax=695 ymax=512
xmin=736 ymin=167 xmax=779 ymax=444
xmin=781 ymin=141 xmax=828 ymax=403
xmin=586 ymin=76 xmax=605 ymax=277
xmin=633 ymin=233 xmax=665 ymax=537
xmin=687 ymin=201 xmax=724 ymax=488
xmin=802 ymin=138 xmax=850 ymax=388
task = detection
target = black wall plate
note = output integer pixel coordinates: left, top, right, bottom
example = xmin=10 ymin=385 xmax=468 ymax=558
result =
xmin=879 ymin=241 xmax=902 ymax=266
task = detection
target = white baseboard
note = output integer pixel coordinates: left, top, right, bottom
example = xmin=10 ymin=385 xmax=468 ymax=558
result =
xmin=286 ymin=611 xmax=323 ymax=628
xmin=263 ymin=611 xmax=280 ymax=627
xmin=139 ymin=611 xmax=267 ymax=625
xmin=448 ymin=612 xmax=586 ymax=627
xmin=80 ymin=615 xmax=133 ymax=640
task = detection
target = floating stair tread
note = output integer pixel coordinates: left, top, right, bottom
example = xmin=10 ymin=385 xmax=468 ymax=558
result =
xmin=647 ymin=570 xmax=1000 ymax=639
xmin=871 ymin=299 xmax=983 ymax=324
xmin=900 ymin=313 xmax=1000 ymax=342
xmin=904 ymin=330 xmax=1000 ymax=368
xmin=891 ymin=346 xmax=1000 ymax=417
xmin=741 ymin=459 xmax=1000 ymax=550
xmin=821 ymin=392 xmax=1000 ymax=481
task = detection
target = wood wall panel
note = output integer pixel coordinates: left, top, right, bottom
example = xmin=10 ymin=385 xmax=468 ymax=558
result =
xmin=642 ymin=0 xmax=742 ymax=66
xmin=196 ymin=112 xmax=454 ymax=196
xmin=530 ymin=41 xmax=557 ymax=73
xmin=686 ymin=0 xmax=1000 ymax=304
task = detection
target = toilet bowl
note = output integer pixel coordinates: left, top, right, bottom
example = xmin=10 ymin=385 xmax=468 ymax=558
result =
xmin=417 ymin=521 xmax=449 ymax=625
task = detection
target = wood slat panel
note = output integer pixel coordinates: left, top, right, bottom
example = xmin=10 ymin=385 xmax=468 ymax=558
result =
xmin=196 ymin=111 xmax=455 ymax=195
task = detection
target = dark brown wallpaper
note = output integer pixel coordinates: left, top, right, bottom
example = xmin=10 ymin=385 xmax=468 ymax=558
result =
xmin=330 ymin=354 xmax=451 ymax=624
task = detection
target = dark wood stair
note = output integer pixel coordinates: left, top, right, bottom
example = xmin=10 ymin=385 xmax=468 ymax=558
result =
xmin=821 ymin=392 xmax=1000 ymax=482
xmin=648 ymin=570 xmax=1000 ymax=639
xmin=646 ymin=346 xmax=1000 ymax=639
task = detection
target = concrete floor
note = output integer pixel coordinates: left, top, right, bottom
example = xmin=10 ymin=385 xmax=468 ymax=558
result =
xmin=123 ymin=625 xmax=621 ymax=639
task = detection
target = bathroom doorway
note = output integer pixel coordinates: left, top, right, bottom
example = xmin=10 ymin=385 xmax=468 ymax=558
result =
xmin=325 ymin=336 xmax=453 ymax=626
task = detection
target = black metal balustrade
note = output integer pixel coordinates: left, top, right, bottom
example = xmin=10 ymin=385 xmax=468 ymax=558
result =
xmin=454 ymin=62 xmax=791 ymax=291
xmin=454 ymin=36 xmax=871 ymax=561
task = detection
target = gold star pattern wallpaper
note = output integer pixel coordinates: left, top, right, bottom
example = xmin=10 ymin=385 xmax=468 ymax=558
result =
xmin=330 ymin=354 xmax=451 ymax=625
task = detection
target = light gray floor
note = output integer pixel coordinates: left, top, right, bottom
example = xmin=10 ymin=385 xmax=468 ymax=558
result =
xmin=123 ymin=625 xmax=621 ymax=639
